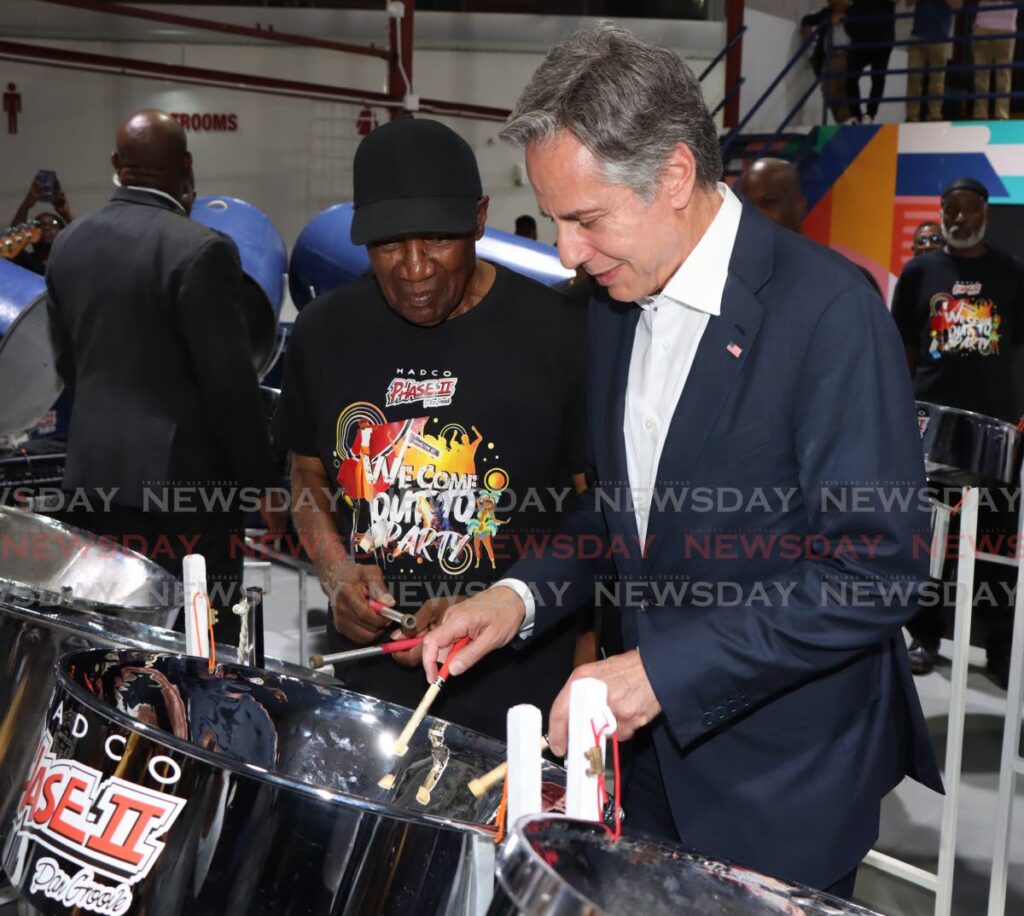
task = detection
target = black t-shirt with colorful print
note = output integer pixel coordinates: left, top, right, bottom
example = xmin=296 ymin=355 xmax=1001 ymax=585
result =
xmin=274 ymin=263 xmax=586 ymax=738
xmin=892 ymin=247 xmax=1024 ymax=423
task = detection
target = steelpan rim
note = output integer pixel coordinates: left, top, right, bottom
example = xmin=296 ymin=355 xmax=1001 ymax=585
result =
xmin=55 ymin=648 xmax=508 ymax=839
xmin=0 ymin=597 xmax=339 ymax=683
xmin=0 ymin=504 xmax=181 ymax=615
xmin=497 ymin=815 xmax=881 ymax=916
xmin=916 ymin=400 xmax=1020 ymax=433
xmin=496 ymin=814 xmax=602 ymax=915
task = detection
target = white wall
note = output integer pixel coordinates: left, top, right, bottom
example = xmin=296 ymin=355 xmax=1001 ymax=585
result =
xmin=0 ymin=28 xmax=722 ymax=268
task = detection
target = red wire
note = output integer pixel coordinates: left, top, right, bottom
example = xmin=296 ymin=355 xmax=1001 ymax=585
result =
xmin=590 ymin=718 xmax=623 ymax=842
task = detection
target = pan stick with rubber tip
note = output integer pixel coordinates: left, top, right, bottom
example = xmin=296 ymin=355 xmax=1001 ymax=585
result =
xmin=467 ymin=737 xmax=550 ymax=798
xmin=368 ymin=598 xmax=417 ymax=631
xmin=378 ymin=636 xmax=472 ymax=789
xmin=309 ymin=636 xmax=424 ymax=670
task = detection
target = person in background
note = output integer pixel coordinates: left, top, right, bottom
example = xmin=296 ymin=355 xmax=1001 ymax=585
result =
xmin=845 ymin=0 xmax=896 ymax=123
xmin=906 ymin=0 xmax=963 ymax=122
xmin=425 ymin=22 xmax=940 ymax=900
xmin=972 ymin=0 xmax=1019 ymax=120
xmin=802 ymin=0 xmax=854 ymax=123
xmin=8 ymin=173 xmax=74 ymax=274
xmin=891 ymin=177 xmax=1024 ymax=688
xmin=45 ymin=109 xmax=277 ymax=644
xmin=274 ymin=117 xmax=586 ymax=740
xmin=738 ymin=157 xmax=883 ymax=295
xmin=514 ymin=213 xmax=538 ymax=240
xmin=912 ymin=219 xmax=943 ymax=256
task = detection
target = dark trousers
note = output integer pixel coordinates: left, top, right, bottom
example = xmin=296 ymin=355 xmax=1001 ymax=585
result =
xmin=624 ymin=732 xmax=858 ymax=901
xmin=907 ymin=487 xmax=1014 ymax=664
xmin=847 ymin=45 xmax=893 ymax=119
xmin=62 ymin=501 xmax=246 ymax=645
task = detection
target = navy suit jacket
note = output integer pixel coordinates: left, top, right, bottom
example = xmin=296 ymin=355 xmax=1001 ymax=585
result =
xmin=509 ymin=204 xmax=943 ymax=888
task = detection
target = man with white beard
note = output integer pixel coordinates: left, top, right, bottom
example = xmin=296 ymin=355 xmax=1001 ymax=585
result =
xmin=892 ymin=176 xmax=1024 ymax=687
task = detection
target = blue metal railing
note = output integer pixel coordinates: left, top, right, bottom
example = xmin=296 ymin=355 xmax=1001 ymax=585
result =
xmin=824 ymin=2 xmax=1024 ymax=121
xmin=720 ymin=20 xmax=826 ymax=158
xmin=725 ymin=2 xmax=1024 ymax=165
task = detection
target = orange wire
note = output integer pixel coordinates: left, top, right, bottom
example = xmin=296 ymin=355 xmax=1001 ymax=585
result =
xmin=493 ymin=769 xmax=510 ymax=845
xmin=191 ymin=591 xmax=216 ymax=672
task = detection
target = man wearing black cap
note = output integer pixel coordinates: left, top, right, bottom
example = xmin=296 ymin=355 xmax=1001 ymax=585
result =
xmin=892 ymin=176 xmax=1024 ymax=686
xmin=273 ymin=117 xmax=585 ymax=736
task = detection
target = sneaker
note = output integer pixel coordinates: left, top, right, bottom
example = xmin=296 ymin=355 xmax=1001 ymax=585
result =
xmin=908 ymin=639 xmax=939 ymax=675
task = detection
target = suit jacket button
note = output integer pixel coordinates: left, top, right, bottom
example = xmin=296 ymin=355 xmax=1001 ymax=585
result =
xmin=728 ymin=699 xmax=740 ymax=714
xmin=715 ymin=706 xmax=727 ymax=720
xmin=741 ymin=695 xmax=751 ymax=708
xmin=702 ymin=712 xmax=714 ymax=728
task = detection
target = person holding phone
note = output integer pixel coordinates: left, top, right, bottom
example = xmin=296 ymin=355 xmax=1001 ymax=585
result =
xmin=9 ymin=170 xmax=74 ymax=274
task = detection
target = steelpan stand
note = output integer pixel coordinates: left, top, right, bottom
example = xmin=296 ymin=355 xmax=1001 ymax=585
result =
xmin=245 ymin=532 xmax=311 ymax=666
xmin=863 ymin=488 xmax=981 ymax=916
xmin=987 ymin=461 xmax=1024 ymax=915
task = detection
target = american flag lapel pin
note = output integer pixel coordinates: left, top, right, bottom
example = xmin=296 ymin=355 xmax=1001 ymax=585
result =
xmin=726 ymin=342 xmax=743 ymax=358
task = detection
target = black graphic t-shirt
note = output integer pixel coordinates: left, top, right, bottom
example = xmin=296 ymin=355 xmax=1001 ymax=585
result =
xmin=892 ymin=248 xmax=1024 ymax=422
xmin=274 ymin=263 xmax=586 ymax=737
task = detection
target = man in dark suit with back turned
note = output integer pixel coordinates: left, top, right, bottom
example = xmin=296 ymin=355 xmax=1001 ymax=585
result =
xmin=424 ymin=23 xmax=942 ymax=899
xmin=46 ymin=109 xmax=276 ymax=642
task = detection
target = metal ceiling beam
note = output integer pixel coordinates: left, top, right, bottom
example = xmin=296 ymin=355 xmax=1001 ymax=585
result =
xmin=0 ymin=38 xmax=511 ymax=121
xmin=35 ymin=0 xmax=392 ymax=60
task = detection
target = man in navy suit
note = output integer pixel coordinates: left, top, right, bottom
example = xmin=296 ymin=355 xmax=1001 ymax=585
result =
xmin=422 ymin=22 xmax=941 ymax=899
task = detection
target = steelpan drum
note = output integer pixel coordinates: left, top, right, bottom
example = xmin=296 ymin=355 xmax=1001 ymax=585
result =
xmin=490 ymin=816 xmax=879 ymax=916
xmin=0 ymin=504 xmax=181 ymax=624
xmin=0 ymin=599 xmax=334 ymax=903
xmin=916 ymin=401 xmax=1022 ymax=487
xmin=191 ymin=195 xmax=286 ymax=379
xmin=3 ymin=649 xmax=565 ymax=915
xmin=0 ymin=258 xmax=63 ymax=438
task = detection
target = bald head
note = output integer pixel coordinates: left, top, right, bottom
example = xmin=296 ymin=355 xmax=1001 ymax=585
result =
xmin=738 ymin=157 xmax=806 ymax=233
xmin=111 ymin=109 xmax=194 ymax=211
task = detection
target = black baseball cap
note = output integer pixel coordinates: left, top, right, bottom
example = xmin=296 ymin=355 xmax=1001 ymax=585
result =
xmin=350 ymin=117 xmax=483 ymax=246
xmin=941 ymin=177 xmax=989 ymax=201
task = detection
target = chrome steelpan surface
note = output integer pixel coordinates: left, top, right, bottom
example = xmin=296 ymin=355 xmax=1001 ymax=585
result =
xmin=916 ymin=401 xmax=1022 ymax=486
xmin=0 ymin=259 xmax=63 ymax=438
xmin=489 ymin=816 xmax=879 ymax=916
xmin=0 ymin=505 xmax=181 ymax=624
xmin=3 ymin=649 xmax=565 ymax=915
xmin=0 ymin=600 xmax=334 ymax=904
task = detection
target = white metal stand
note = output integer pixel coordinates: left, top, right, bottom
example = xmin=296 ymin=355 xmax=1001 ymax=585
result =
xmin=864 ymin=489 xmax=980 ymax=916
xmin=244 ymin=534 xmax=311 ymax=666
xmin=986 ymin=462 xmax=1024 ymax=916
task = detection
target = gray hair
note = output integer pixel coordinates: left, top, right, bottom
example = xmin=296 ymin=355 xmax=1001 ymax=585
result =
xmin=500 ymin=21 xmax=722 ymax=201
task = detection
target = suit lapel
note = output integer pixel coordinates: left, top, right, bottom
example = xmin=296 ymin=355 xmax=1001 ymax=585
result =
xmin=593 ymin=299 xmax=642 ymax=557
xmin=645 ymin=206 xmax=773 ymax=556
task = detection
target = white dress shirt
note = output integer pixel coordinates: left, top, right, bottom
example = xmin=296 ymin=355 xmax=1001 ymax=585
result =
xmin=497 ymin=182 xmax=743 ymax=635
xmin=120 ymin=180 xmax=187 ymax=214
xmin=626 ymin=182 xmax=742 ymax=542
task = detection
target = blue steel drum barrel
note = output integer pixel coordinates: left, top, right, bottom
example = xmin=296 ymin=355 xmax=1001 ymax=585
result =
xmin=288 ymin=202 xmax=573 ymax=309
xmin=0 ymin=259 xmax=63 ymax=437
xmin=190 ymin=196 xmax=286 ymax=378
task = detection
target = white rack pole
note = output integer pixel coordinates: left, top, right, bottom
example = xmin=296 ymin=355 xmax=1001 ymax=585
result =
xmin=565 ymin=678 xmax=608 ymax=822
xmin=506 ymin=704 xmax=543 ymax=829
xmin=987 ymin=460 xmax=1024 ymax=916
xmin=934 ymin=486 xmax=979 ymax=916
xmin=183 ymin=553 xmax=211 ymax=659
